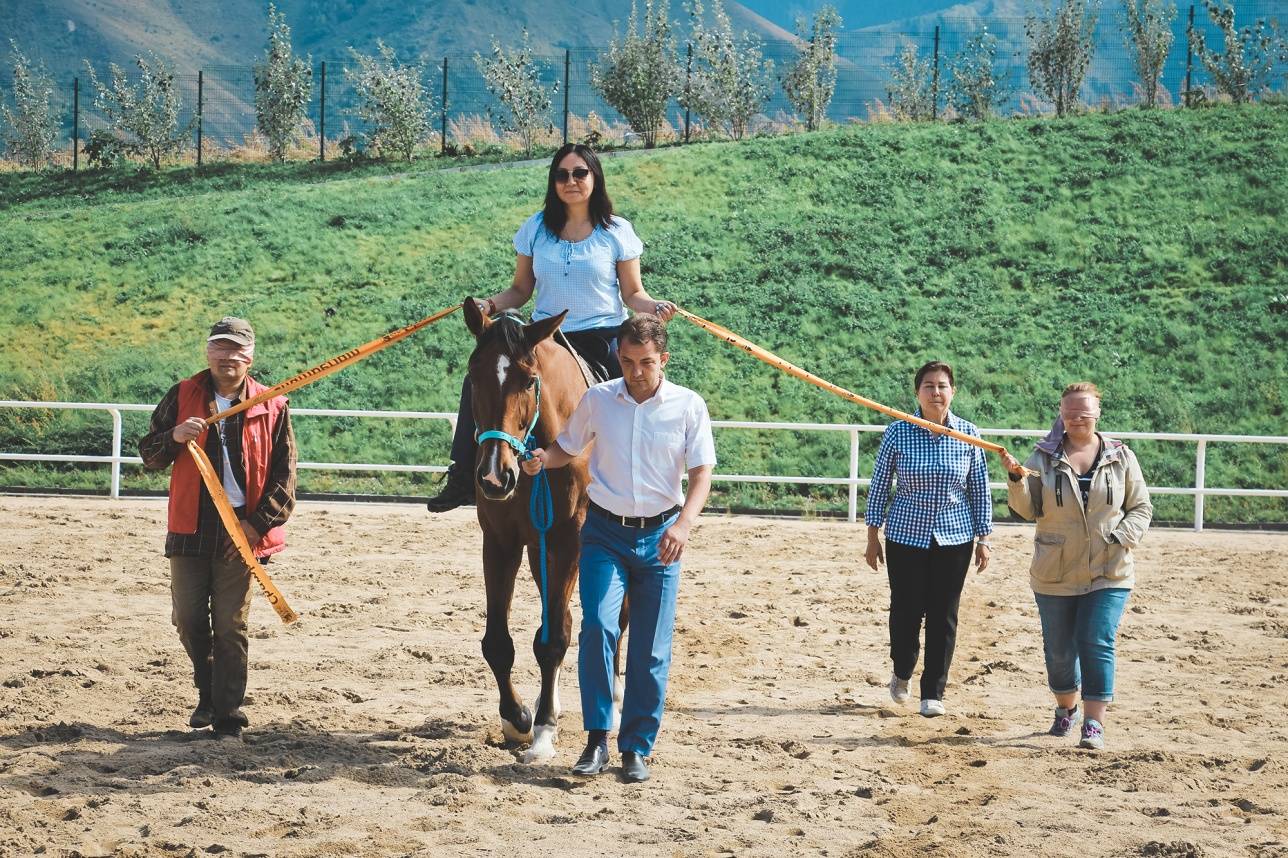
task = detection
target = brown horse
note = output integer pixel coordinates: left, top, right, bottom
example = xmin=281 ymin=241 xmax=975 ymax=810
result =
xmin=462 ymin=299 xmax=595 ymax=762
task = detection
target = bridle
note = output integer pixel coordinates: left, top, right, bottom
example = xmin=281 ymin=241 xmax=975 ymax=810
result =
xmin=476 ymin=375 xmax=542 ymax=461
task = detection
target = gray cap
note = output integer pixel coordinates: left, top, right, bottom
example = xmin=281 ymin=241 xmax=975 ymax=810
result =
xmin=208 ymin=317 xmax=255 ymax=347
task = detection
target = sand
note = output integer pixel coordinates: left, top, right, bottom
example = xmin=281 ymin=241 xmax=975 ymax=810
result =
xmin=0 ymin=496 xmax=1285 ymax=858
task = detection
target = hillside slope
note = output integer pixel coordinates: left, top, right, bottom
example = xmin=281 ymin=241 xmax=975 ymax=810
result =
xmin=0 ymin=105 xmax=1284 ymax=521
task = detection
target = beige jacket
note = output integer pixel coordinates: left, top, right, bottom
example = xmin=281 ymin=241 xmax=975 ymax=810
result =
xmin=1007 ymin=435 xmax=1153 ymax=596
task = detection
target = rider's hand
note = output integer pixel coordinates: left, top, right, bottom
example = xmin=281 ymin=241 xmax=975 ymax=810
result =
xmin=1000 ymin=451 xmax=1027 ymax=478
xmin=172 ymin=417 xmax=206 ymax=445
xmin=864 ymin=537 xmax=884 ymax=571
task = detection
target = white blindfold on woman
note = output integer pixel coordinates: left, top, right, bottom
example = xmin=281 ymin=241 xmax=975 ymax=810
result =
xmin=207 ymin=341 xmax=254 ymax=364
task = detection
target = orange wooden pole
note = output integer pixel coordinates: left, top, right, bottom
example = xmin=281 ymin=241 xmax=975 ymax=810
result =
xmin=676 ymin=307 xmax=1035 ymax=473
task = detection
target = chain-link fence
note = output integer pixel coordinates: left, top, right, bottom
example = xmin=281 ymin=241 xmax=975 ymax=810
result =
xmin=3 ymin=2 xmax=1284 ymax=169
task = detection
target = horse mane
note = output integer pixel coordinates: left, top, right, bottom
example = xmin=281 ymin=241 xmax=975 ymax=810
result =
xmin=470 ymin=311 xmax=533 ymax=362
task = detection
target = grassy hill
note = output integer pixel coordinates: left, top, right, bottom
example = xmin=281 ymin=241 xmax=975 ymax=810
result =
xmin=1 ymin=104 xmax=1285 ymax=523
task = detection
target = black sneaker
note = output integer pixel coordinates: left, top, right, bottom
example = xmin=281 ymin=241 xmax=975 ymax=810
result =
xmin=426 ymin=465 xmax=475 ymax=513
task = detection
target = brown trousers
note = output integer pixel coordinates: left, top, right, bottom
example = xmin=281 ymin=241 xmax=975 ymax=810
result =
xmin=169 ymin=555 xmax=254 ymax=719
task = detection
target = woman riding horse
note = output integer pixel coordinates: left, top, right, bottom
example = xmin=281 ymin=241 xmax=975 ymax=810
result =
xmin=427 ymin=143 xmax=677 ymax=512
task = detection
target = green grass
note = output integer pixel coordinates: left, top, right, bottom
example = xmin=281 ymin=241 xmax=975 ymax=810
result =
xmin=2 ymin=105 xmax=1286 ymax=524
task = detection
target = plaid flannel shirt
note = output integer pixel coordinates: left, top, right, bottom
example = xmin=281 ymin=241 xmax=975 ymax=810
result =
xmin=138 ymin=372 xmax=297 ymax=558
xmin=864 ymin=409 xmax=993 ymax=549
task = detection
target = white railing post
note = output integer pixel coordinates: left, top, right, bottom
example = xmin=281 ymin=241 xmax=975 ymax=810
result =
xmin=848 ymin=429 xmax=860 ymax=524
xmin=109 ymin=408 xmax=122 ymax=500
xmin=1194 ymin=439 xmax=1207 ymax=532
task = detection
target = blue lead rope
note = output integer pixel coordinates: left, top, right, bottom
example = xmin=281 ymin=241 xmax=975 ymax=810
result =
xmin=476 ymin=377 xmax=553 ymax=645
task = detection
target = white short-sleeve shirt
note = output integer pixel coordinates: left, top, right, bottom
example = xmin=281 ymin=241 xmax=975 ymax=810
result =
xmin=556 ymin=378 xmax=717 ymax=518
xmin=513 ymin=211 xmax=643 ymax=332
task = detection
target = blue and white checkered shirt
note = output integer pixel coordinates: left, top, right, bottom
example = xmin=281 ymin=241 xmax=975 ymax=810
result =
xmin=864 ymin=410 xmax=993 ymax=549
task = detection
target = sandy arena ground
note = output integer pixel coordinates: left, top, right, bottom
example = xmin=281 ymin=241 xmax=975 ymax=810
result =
xmin=0 ymin=496 xmax=1285 ymax=858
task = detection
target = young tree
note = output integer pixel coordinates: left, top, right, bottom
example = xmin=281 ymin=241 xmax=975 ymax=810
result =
xmin=345 ymin=42 xmax=432 ymax=160
xmin=1025 ymin=0 xmax=1100 ymax=117
xmin=84 ymin=52 xmax=192 ymax=169
xmin=947 ymin=27 xmax=1009 ymax=120
xmin=592 ymin=0 xmax=680 ymax=148
xmin=475 ymin=31 xmax=555 ymax=157
xmin=253 ymin=3 xmax=312 ymax=162
xmin=1120 ymin=0 xmax=1174 ymax=107
xmin=1189 ymin=0 xmax=1287 ymax=103
xmin=1 ymin=41 xmax=59 ymax=168
xmin=782 ymin=5 xmax=841 ymax=132
xmin=886 ymin=41 xmax=934 ymax=121
xmin=681 ymin=0 xmax=774 ymax=140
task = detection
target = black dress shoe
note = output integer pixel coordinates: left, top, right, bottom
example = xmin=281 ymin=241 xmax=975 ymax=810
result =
xmin=571 ymin=743 xmax=610 ymax=775
xmin=188 ymin=700 xmax=214 ymax=729
xmin=620 ymin=751 xmax=650 ymax=783
xmin=425 ymin=466 xmax=475 ymax=513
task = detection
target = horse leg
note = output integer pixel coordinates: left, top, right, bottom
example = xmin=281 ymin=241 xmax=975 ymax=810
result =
xmin=524 ymin=523 xmax=579 ymax=763
xmin=612 ymin=597 xmax=630 ymax=732
xmin=481 ymin=537 xmax=532 ymax=744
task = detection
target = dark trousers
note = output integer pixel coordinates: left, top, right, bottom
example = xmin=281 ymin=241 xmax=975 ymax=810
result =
xmin=169 ymin=555 xmax=254 ymax=719
xmin=446 ymin=326 xmax=623 ymax=468
xmin=885 ymin=538 xmax=973 ymax=701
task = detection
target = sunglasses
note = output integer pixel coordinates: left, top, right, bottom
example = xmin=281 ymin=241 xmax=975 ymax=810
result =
xmin=554 ymin=167 xmax=591 ymax=183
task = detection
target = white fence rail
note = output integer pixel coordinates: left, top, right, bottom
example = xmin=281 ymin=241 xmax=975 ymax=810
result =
xmin=2 ymin=400 xmax=1286 ymax=532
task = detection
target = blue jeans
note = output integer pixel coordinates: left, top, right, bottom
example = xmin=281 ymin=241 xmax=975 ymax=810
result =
xmin=578 ymin=511 xmax=681 ymax=757
xmin=1033 ymin=588 xmax=1131 ymax=702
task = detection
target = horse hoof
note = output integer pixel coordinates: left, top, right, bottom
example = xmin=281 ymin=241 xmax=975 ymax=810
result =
xmin=522 ymin=724 xmax=558 ymax=763
xmin=501 ymin=707 xmax=534 ymax=743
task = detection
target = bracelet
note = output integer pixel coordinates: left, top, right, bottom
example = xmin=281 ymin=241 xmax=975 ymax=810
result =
xmin=978 ymin=540 xmax=992 ymax=548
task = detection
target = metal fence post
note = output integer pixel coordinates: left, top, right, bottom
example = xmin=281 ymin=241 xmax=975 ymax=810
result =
xmin=72 ymin=77 xmax=79 ymax=172
xmin=848 ymin=429 xmax=860 ymax=523
xmin=1194 ymin=440 xmax=1207 ymax=532
xmin=319 ymin=61 xmax=327 ymax=162
xmin=1185 ymin=5 xmax=1195 ymax=107
xmin=931 ymin=25 xmax=941 ymax=121
xmin=441 ymin=57 xmax=448 ymax=154
xmin=562 ymin=49 xmax=570 ymax=144
xmin=684 ymin=42 xmax=693 ymax=143
xmin=110 ymin=408 xmax=122 ymax=499
xmin=196 ymin=70 xmax=203 ymax=167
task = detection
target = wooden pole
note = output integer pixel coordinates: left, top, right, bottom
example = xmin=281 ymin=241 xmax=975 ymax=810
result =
xmin=676 ymin=307 xmax=1035 ymax=472
xmin=186 ymin=441 xmax=299 ymax=624
xmin=204 ymin=303 xmax=461 ymax=426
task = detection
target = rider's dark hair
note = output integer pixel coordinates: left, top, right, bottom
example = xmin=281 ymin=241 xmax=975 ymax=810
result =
xmin=914 ymin=360 xmax=955 ymax=389
xmin=542 ymin=144 xmax=613 ymax=238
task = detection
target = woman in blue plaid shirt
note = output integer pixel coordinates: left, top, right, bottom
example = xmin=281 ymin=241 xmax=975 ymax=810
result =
xmin=864 ymin=361 xmax=993 ymax=717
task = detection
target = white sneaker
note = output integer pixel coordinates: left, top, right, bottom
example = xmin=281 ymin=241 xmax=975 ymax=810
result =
xmin=920 ymin=699 xmax=946 ymax=717
xmin=889 ymin=673 xmax=912 ymax=705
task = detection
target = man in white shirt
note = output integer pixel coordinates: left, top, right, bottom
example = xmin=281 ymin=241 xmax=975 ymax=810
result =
xmin=523 ymin=314 xmax=716 ymax=783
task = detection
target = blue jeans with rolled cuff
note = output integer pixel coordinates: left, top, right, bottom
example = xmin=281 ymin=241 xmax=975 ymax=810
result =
xmin=577 ymin=510 xmax=681 ymax=757
xmin=1033 ymin=588 xmax=1131 ymax=702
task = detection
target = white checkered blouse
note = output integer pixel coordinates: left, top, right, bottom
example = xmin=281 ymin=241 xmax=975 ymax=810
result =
xmin=864 ymin=410 xmax=993 ymax=549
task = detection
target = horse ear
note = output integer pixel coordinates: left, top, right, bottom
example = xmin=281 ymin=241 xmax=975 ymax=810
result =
xmin=463 ymin=297 xmax=490 ymax=337
xmin=524 ymin=310 xmax=568 ymax=346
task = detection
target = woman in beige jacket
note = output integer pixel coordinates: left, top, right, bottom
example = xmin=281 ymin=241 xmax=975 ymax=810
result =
xmin=1001 ymin=382 xmax=1152 ymax=751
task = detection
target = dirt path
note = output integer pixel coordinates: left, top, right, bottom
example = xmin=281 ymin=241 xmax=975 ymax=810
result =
xmin=1 ymin=497 xmax=1284 ymax=857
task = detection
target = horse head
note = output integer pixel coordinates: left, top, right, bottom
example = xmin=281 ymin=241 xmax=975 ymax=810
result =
xmin=464 ymin=298 xmax=568 ymax=502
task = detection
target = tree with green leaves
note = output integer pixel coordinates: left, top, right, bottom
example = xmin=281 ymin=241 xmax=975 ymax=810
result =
xmin=475 ymin=31 xmax=555 ymax=158
xmin=592 ymin=0 xmax=680 ymax=148
xmin=1189 ymin=0 xmax=1287 ymax=103
xmin=345 ymin=42 xmax=432 ymax=161
xmin=782 ymin=6 xmax=841 ymax=132
xmin=682 ymin=0 xmax=773 ymax=140
xmin=1120 ymin=0 xmax=1175 ymax=107
xmin=84 ymin=52 xmax=192 ymax=170
xmin=947 ymin=27 xmax=1009 ymax=120
xmin=1 ymin=41 xmax=59 ymax=168
xmin=1025 ymin=0 xmax=1099 ymax=118
xmin=887 ymin=41 xmax=934 ymax=121
xmin=254 ymin=3 xmax=312 ymax=162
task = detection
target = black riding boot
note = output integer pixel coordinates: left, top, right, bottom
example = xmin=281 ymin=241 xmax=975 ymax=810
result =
xmin=426 ymin=462 xmax=475 ymax=512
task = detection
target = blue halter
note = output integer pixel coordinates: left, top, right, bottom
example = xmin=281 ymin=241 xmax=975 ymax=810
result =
xmin=476 ymin=376 xmax=555 ymax=645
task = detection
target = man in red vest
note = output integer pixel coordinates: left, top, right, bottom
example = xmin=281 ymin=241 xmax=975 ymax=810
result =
xmin=139 ymin=317 xmax=297 ymax=740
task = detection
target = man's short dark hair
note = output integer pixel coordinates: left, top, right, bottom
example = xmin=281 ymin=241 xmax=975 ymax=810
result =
xmin=618 ymin=314 xmax=668 ymax=352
